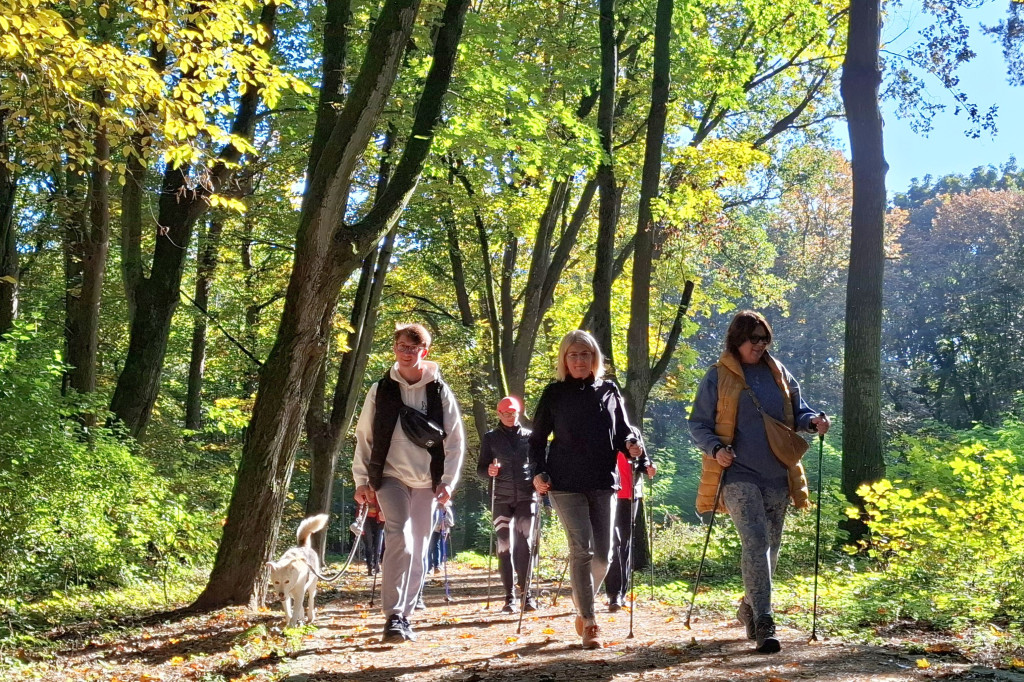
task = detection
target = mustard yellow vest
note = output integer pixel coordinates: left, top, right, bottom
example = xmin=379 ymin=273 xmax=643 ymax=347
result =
xmin=695 ymin=350 xmax=810 ymax=514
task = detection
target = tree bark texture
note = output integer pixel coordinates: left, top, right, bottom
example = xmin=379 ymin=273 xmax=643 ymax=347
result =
xmin=590 ymin=0 xmax=619 ymax=369
xmin=109 ymin=4 xmax=276 ymax=438
xmin=624 ymin=0 xmax=672 ymax=423
xmin=0 ymin=111 xmax=17 ymax=337
xmin=186 ymin=219 xmax=224 ymax=431
xmin=840 ymin=0 xmax=887 ymax=529
xmin=194 ymin=0 xmax=470 ymax=610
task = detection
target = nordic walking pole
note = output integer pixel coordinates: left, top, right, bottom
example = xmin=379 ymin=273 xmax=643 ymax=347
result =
xmin=685 ymin=449 xmax=731 ymax=629
xmin=485 ymin=459 xmax=498 ymax=609
xmin=648 ymin=475 xmax=655 ymax=600
xmin=627 ymin=459 xmax=639 ymax=639
xmin=518 ymin=476 xmax=547 ymax=634
xmin=441 ymin=507 xmax=454 ymax=603
xmin=810 ymin=412 xmax=827 ymax=642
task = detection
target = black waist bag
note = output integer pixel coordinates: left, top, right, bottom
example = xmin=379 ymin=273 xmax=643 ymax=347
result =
xmin=399 ymin=405 xmax=446 ymax=449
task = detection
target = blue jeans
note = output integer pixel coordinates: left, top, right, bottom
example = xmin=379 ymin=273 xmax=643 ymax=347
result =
xmin=722 ymin=480 xmax=789 ymax=620
xmin=549 ymin=489 xmax=616 ymax=623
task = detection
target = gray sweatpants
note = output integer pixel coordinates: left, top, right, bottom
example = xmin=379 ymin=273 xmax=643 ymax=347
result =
xmin=549 ymin=489 xmax=616 ymax=624
xmin=375 ymin=477 xmax=437 ymax=618
xmin=722 ymin=480 xmax=789 ymax=621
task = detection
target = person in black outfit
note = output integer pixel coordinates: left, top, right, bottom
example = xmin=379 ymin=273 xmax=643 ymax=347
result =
xmin=478 ymin=395 xmax=538 ymax=613
xmin=531 ymin=330 xmax=655 ymax=649
xmin=361 ymin=500 xmax=385 ymax=575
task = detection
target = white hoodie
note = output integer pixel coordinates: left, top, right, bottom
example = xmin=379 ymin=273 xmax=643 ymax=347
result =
xmin=352 ymin=361 xmax=466 ymax=490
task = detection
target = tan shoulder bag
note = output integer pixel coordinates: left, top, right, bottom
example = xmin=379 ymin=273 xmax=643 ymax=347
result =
xmin=744 ymin=387 xmax=809 ymax=467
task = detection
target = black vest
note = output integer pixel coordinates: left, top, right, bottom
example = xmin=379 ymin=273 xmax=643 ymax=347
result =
xmin=367 ymin=374 xmax=447 ymax=491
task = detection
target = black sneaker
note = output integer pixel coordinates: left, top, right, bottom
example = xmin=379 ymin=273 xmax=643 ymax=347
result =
xmin=608 ymin=595 xmax=623 ymax=613
xmin=381 ymin=614 xmax=405 ymax=644
xmin=400 ymin=616 xmax=417 ymax=642
xmin=524 ymin=594 xmax=539 ymax=612
xmin=754 ymin=614 xmax=781 ymax=653
xmin=737 ymin=599 xmax=756 ymax=640
xmin=501 ymin=597 xmax=518 ymax=614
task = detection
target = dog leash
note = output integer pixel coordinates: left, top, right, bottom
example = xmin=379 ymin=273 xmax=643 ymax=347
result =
xmin=306 ymin=504 xmax=369 ymax=583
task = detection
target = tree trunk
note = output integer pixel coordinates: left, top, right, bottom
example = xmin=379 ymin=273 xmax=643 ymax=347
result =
xmin=840 ymin=0 xmax=887 ymax=541
xmin=0 ymin=110 xmax=17 ymax=337
xmin=186 ymin=219 xmax=224 ymax=431
xmin=624 ymin=0 xmax=673 ymax=422
xmin=109 ymin=4 xmax=276 ymax=437
xmin=194 ymin=0 xmax=470 ymax=610
xmin=590 ymin=0 xmax=619 ymax=368
xmin=306 ymin=226 xmax=397 ymax=560
xmin=62 ymin=102 xmax=111 ymax=403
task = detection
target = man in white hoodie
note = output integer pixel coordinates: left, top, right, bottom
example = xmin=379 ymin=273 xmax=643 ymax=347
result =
xmin=353 ymin=323 xmax=466 ymax=643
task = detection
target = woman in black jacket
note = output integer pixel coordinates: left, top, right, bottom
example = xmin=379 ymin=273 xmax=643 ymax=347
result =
xmin=531 ymin=330 xmax=654 ymax=649
xmin=478 ymin=395 xmax=537 ymax=613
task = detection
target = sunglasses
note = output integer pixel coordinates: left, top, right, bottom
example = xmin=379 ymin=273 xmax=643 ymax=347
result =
xmin=748 ymin=334 xmax=771 ymax=345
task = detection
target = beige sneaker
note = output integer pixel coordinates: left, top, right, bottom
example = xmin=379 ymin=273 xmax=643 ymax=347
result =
xmin=582 ymin=623 xmax=603 ymax=649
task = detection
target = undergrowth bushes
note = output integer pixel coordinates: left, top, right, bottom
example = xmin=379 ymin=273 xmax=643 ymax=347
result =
xmin=0 ymin=324 xmax=223 ymax=611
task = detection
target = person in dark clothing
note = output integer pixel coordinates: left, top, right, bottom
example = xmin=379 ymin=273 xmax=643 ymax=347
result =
xmin=478 ymin=395 xmax=538 ymax=613
xmin=362 ymin=500 xmax=385 ymax=575
xmin=604 ymin=451 xmax=648 ymax=611
xmin=531 ymin=329 xmax=655 ymax=649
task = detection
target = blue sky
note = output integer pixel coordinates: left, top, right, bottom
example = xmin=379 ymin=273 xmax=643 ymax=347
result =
xmin=875 ymin=1 xmax=1022 ymax=193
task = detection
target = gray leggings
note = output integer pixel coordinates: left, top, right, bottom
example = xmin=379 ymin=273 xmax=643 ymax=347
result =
xmin=549 ymin=489 xmax=616 ymax=622
xmin=722 ymin=480 xmax=789 ymax=621
xmin=374 ymin=477 xmax=437 ymax=618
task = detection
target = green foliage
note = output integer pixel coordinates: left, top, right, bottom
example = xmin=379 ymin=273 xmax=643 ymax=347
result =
xmin=0 ymin=323 xmax=220 ymax=601
xmin=846 ymin=430 xmax=1024 ymax=629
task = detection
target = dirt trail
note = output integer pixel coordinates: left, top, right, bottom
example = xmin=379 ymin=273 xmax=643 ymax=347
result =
xmin=16 ymin=563 xmax=1024 ymax=682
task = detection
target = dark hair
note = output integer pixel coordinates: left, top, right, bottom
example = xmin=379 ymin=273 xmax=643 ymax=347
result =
xmin=394 ymin=323 xmax=432 ymax=349
xmin=724 ymin=310 xmax=773 ymax=357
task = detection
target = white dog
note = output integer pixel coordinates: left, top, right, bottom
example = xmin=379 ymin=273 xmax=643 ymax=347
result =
xmin=266 ymin=513 xmax=328 ymax=628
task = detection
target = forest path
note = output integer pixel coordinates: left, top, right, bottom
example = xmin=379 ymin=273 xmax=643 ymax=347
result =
xmin=14 ymin=563 xmax=1023 ymax=682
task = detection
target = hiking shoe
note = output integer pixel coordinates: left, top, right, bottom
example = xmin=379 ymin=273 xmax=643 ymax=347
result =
xmin=501 ymin=597 xmax=518 ymax=614
xmin=737 ymin=599 xmax=756 ymax=640
xmin=381 ymin=614 xmax=405 ymax=644
xmin=400 ymin=616 xmax=417 ymax=642
xmin=582 ymin=624 xmax=603 ymax=649
xmin=414 ymin=596 xmax=426 ymax=610
xmin=524 ymin=594 xmax=539 ymax=612
xmin=754 ymin=614 xmax=781 ymax=653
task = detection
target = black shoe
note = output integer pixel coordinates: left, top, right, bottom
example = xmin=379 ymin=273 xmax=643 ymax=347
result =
xmin=754 ymin=614 xmax=781 ymax=653
xmin=381 ymin=614 xmax=405 ymax=644
xmin=400 ymin=616 xmax=417 ymax=642
xmin=737 ymin=600 xmax=755 ymax=640
xmin=524 ymin=594 xmax=538 ymax=612
xmin=501 ymin=596 xmax=518 ymax=614
xmin=608 ymin=596 xmax=622 ymax=613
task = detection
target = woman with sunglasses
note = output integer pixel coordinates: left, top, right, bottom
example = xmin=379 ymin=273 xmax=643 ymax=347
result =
xmin=688 ymin=310 xmax=829 ymax=654
xmin=531 ymin=330 xmax=654 ymax=649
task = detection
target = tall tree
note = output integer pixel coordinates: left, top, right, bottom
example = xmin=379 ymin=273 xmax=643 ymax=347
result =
xmin=185 ymin=218 xmax=225 ymax=431
xmin=590 ymin=0 xmax=620 ymax=367
xmin=623 ymin=0 xmax=683 ymax=422
xmin=0 ymin=109 xmax=15 ymax=337
xmin=109 ymin=0 xmax=294 ymax=437
xmin=195 ymin=0 xmax=472 ymax=609
xmin=840 ymin=0 xmax=887 ymax=538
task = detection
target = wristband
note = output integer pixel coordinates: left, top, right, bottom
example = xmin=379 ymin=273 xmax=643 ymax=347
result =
xmin=712 ymin=443 xmax=725 ymax=457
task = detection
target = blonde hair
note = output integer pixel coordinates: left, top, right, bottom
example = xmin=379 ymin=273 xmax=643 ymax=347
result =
xmin=555 ymin=330 xmax=605 ymax=381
